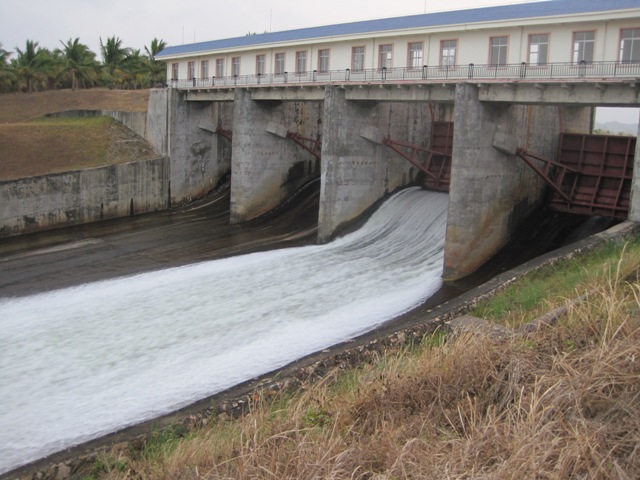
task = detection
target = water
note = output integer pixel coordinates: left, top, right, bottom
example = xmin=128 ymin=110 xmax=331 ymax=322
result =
xmin=0 ymin=188 xmax=448 ymax=474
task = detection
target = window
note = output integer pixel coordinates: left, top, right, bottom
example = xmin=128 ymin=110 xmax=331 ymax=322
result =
xmin=379 ymin=44 xmax=393 ymax=70
xmin=256 ymin=54 xmax=265 ymax=75
xmin=528 ymin=34 xmax=548 ymax=65
xmin=200 ymin=60 xmax=209 ymax=79
xmin=187 ymin=61 xmax=195 ymax=80
xmin=295 ymin=51 xmax=307 ymax=74
xmin=440 ymin=40 xmax=457 ymax=66
xmin=408 ymin=42 xmax=423 ymax=69
xmin=318 ymin=49 xmax=330 ymax=73
xmin=620 ymin=28 xmax=640 ymax=64
xmin=572 ymin=31 xmax=595 ymax=64
xmin=215 ymin=58 xmax=224 ymax=78
xmin=232 ymin=57 xmax=240 ymax=77
xmin=171 ymin=63 xmax=179 ymax=81
xmin=490 ymin=36 xmax=508 ymax=66
xmin=352 ymin=46 xmax=365 ymax=72
xmin=275 ymin=53 xmax=285 ymax=75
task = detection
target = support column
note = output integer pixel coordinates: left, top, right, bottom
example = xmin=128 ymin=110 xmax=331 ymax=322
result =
xmin=318 ymin=86 xmax=431 ymax=242
xmin=443 ymin=83 xmax=561 ymax=281
xmin=167 ymin=92 xmax=232 ymax=205
xmin=629 ymin=110 xmax=640 ymax=222
xmin=230 ymin=88 xmax=322 ymax=223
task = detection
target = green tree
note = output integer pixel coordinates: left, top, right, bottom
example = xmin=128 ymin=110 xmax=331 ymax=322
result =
xmin=57 ymin=38 xmax=98 ymax=90
xmin=13 ymin=40 xmax=55 ymax=92
xmin=100 ymin=36 xmax=130 ymax=87
xmin=0 ymin=43 xmax=15 ymax=92
xmin=145 ymin=38 xmax=167 ymax=86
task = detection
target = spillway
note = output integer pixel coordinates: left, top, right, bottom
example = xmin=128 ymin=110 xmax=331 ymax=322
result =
xmin=0 ymin=188 xmax=448 ymax=475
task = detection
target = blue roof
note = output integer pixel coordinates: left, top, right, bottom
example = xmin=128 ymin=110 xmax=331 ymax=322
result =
xmin=156 ymin=0 xmax=640 ymax=58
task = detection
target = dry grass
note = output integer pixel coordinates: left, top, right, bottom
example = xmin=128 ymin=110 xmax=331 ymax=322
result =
xmin=0 ymin=117 xmax=159 ymax=181
xmin=0 ymin=89 xmax=152 ymax=180
xmin=0 ymin=89 xmax=149 ymax=124
xmin=88 ymin=242 xmax=640 ymax=480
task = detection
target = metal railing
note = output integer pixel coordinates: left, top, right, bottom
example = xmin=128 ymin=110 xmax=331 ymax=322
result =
xmin=170 ymin=60 xmax=640 ymax=90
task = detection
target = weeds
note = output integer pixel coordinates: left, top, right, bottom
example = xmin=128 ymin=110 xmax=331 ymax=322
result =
xmin=89 ymin=239 xmax=640 ymax=479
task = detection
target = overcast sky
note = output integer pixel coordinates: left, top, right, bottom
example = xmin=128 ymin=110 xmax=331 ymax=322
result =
xmin=0 ymin=0 xmax=637 ymax=124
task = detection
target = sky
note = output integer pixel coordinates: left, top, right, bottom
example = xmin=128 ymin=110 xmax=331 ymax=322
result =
xmin=0 ymin=0 xmax=638 ymax=124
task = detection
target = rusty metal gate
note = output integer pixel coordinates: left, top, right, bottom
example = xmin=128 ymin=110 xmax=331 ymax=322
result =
xmin=383 ymin=121 xmax=453 ymax=192
xmin=516 ymin=133 xmax=635 ymax=219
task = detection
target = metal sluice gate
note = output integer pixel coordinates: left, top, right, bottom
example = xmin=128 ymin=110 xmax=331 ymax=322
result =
xmin=383 ymin=121 xmax=453 ymax=192
xmin=517 ymin=133 xmax=636 ymax=219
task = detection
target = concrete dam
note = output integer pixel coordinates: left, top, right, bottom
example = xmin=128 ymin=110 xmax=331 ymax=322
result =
xmin=147 ymin=77 xmax=640 ymax=282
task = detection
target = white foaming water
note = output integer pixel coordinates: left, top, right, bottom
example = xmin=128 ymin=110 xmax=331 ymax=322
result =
xmin=0 ymin=188 xmax=448 ymax=474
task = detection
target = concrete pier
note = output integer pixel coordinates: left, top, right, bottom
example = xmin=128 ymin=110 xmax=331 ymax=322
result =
xmin=318 ymin=85 xmax=440 ymax=241
xmin=230 ymin=89 xmax=323 ymax=223
xmin=167 ymin=90 xmax=233 ymax=205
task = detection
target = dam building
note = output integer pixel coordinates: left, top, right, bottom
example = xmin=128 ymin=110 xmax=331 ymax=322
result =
xmin=148 ymin=0 xmax=640 ymax=280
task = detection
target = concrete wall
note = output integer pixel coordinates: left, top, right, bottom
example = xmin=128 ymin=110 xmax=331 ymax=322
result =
xmin=443 ymin=83 xmax=567 ymax=280
xmin=168 ymin=91 xmax=234 ymax=205
xmin=0 ymin=157 xmax=168 ymax=237
xmin=146 ymin=88 xmax=169 ymax=155
xmin=318 ymin=85 xmax=435 ymax=241
xmin=230 ymin=88 xmax=323 ymax=222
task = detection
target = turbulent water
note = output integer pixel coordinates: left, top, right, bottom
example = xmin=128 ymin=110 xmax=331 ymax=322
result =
xmin=0 ymin=188 xmax=448 ymax=474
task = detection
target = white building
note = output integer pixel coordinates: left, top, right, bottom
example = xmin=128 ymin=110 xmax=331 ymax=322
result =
xmin=157 ymin=0 xmax=640 ymax=87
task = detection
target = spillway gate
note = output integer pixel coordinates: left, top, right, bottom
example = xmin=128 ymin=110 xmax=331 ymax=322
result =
xmin=383 ymin=121 xmax=453 ymax=192
xmin=516 ymin=133 xmax=636 ymax=219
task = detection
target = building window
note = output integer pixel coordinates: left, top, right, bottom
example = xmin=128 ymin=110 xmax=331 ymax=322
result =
xmin=171 ymin=63 xmax=179 ymax=80
xmin=408 ymin=42 xmax=423 ymax=69
xmin=572 ymin=31 xmax=595 ymax=64
xmin=620 ymin=28 xmax=640 ymax=64
xmin=215 ymin=58 xmax=224 ymax=78
xmin=528 ymin=34 xmax=548 ymax=65
xmin=440 ymin=39 xmax=457 ymax=66
xmin=232 ymin=57 xmax=240 ymax=77
xmin=295 ymin=51 xmax=307 ymax=74
xmin=200 ymin=60 xmax=209 ymax=79
xmin=275 ymin=53 xmax=285 ymax=75
xmin=490 ymin=36 xmax=508 ymax=66
xmin=256 ymin=54 xmax=265 ymax=75
xmin=187 ymin=61 xmax=195 ymax=80
xmin=379 ymin=44 xmax=393 ymax=70
xmin=318 ymin=49 xmax=330 ymax=73
xmin=352 ymin=46 xmax=365 ymax=72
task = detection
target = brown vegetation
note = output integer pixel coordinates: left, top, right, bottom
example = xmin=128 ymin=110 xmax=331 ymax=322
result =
xmin=85 ymin=244 xmax=640 ymax=480
xmin=0 ymin=89 xmax=153 ymax=181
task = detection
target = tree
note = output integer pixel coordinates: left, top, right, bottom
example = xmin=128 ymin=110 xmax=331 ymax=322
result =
xmin=56 ymin=38 xmax=98 ymax=90
xmin=13 ymin=40 xmax=55 ymax=92
xmin=144 ymin=38 xmax=167 ymax=86
xmin=0 ymin=43 xmax=15 ymax=92
xmin=100 ymin=36 xmax=130 ymax=87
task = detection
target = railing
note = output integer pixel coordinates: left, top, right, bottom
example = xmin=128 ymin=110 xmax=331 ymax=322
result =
xmin=170 ymin=60 xmax=640 ymax=90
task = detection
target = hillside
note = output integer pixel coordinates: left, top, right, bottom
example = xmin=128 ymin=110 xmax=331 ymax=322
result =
xmin=0 ymin=89 xmax=149 ymax=123
xmin=0 ymin=89 xmax=155 ymax=181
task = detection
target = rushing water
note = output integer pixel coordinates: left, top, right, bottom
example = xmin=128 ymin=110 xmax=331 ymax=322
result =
xmin=0 ymin=188 xmax=448 ymax=474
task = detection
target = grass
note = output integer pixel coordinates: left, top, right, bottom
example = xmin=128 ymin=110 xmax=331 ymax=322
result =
xmin=0 ymin=116 xmax=159 ymax=181
xmin=79 ymin=237 xmax=640 ymax=479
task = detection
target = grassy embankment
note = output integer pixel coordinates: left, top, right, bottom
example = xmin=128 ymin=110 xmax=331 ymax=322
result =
xmin=82 ymin=236 xmax=640 ymax=479
xmin=0 ymin=117 xmax=159 ymax=181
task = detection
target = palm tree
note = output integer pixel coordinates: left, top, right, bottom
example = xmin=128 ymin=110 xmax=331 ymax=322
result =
xmin=100 ymin=36 xmax=129 ymax=76
xmin=145 ymin=38 xmax=167 ymax=86
xmin=0 ymin=43 xmax=15 ymax=92
xmin=14 ymin=40 xmax=54 ymax=92
xmin=57 ymin=38 xmax=98 ymax=90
